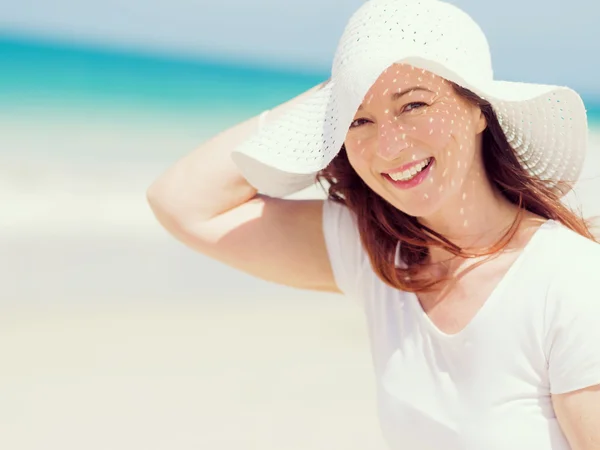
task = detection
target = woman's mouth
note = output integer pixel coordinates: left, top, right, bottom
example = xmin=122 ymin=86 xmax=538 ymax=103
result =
xmin=383 ymin=157 xmax=434 ymax=189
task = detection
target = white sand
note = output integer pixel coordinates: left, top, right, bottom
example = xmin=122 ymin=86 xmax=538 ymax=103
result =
xmin=2 ymin=109 xmax=600 ymax=449
xmin=1 ymin=302 xmax=388 ymax=450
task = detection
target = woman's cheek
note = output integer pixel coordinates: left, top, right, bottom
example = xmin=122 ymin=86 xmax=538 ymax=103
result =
xmin=409 ymin=104 xmax=476 ymax=196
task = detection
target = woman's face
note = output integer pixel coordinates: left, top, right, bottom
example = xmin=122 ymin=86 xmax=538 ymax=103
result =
xmin=344 ymin=63 xmax=487 ymax=219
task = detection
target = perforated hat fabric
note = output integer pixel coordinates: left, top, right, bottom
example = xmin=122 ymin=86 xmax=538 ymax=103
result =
xmin=231 ymin=0 xmax=589 ymax=198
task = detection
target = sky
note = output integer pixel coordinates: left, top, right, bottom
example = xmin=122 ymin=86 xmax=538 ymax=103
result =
xmin=1 ymin=0 xmax=598 ymax=95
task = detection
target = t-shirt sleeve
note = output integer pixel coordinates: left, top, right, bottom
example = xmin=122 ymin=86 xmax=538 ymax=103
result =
xmin=544 ymin=238 xmax=600 ymax=395
xmin=322 ymin=199 xmax=369 ymax=301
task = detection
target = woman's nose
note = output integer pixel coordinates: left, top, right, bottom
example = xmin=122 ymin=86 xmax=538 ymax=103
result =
xmin=376 ymin=121 xmax=411 ymax=161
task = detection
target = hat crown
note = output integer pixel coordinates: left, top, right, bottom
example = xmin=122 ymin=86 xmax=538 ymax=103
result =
xmin=332 ymin=0 xmax=493 ymax=89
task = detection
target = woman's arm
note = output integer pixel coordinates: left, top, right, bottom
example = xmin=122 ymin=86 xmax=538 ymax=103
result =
xmin=146 ymin=81 xmax=340 ymax=293
xmin=545 ymin=242 xmax=600 ymax=449
xmin=552 ymin=385 xmax=600 ymax=449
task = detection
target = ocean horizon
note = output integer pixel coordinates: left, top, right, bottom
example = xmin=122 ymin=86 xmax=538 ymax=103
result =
xmin=2 ymin=34 xmax=600 ymax=120
xmin=2 ymin=33 xmax=599 ymax=164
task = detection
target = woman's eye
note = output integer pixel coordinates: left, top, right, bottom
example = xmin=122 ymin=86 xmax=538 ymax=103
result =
xmin=349 ymin=103 xmax=428 ymax=128
xmin=403 ymin=102 xmax=428 ymax=112
xmin=349 ymin=118 xmax=370 ymax=128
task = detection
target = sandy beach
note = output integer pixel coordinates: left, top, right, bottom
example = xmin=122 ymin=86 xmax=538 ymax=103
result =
xmin=2 ymin=227 xmax=389 ymax=449
xmin=1 ymin=301 xmax=388 ymax=449
xmin=2 ymin=109 xmax=600 ymax=449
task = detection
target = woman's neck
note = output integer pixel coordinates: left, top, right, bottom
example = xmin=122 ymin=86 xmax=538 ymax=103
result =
xmin=418 ymin=173 xmax=521 ymax=264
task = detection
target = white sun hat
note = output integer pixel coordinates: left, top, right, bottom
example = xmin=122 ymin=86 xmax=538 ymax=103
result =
xmin=231 ymin=0 xmax=589 ymax=198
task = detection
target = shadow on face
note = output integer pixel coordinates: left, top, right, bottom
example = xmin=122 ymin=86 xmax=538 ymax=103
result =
xmin=343 ymin=63 xmax=488 ymax=220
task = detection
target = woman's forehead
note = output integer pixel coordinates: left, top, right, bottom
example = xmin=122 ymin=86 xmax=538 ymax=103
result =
xmin=360 ymin=64 xmax=455 ymax=106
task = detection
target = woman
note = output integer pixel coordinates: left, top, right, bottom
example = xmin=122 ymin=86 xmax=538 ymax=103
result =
xmin=147 ymin=0 xmax=600 ymax=448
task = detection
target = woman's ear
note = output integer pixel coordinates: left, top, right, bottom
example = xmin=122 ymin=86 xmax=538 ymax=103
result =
xmin=475 ymin=107 xmax=487 ymax=134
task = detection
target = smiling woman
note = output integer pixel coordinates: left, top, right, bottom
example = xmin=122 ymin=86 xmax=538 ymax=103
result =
xmin=148 ymin=0 xmax=600 ymax=449
xmin=318 ymin=65 xmax=596 ymax=294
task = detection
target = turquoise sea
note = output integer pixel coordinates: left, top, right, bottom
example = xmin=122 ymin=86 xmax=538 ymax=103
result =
xmin=0 ymin=35 xmax=326 ymax=118
xmin=2 ymin=34 xmax=599 ymax=121
xmin=0 ymin=35 xmax=329 ymax=166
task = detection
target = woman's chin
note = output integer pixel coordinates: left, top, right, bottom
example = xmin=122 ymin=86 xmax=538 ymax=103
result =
xmin=386 ymin=196 xmax=442 ymax=219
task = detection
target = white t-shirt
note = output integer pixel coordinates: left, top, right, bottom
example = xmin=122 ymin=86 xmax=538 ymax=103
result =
xmin=322 ymin=199 xmax=600 ymax=450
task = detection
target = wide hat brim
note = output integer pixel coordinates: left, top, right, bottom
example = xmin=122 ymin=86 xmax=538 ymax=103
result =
xmin=232 ymin=56 xmax=588 ymax=198
xmin=232 ymin=0 xmax=589 ymax=198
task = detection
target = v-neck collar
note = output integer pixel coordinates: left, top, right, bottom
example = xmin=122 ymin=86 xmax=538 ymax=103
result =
xmin=403 ymin=219 xmax=557 ymax=341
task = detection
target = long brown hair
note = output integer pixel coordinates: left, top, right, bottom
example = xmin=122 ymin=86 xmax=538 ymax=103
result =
xmin=317 ymin=84 xmax=597 ymax=292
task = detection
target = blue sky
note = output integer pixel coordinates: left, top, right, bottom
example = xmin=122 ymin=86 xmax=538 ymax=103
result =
xmin=1 ymin=0 xmax=598 ymax=95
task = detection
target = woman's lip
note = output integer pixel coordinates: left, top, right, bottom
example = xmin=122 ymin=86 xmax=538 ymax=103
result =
xmin=384 ymin=158 xmax=434 ymax=190
xmin=382 ymin=157 xmax=432 ymax=175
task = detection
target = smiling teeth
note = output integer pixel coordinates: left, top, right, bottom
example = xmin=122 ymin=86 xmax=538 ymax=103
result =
xmin=389 ymin=158 xmax=432 ymax=182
